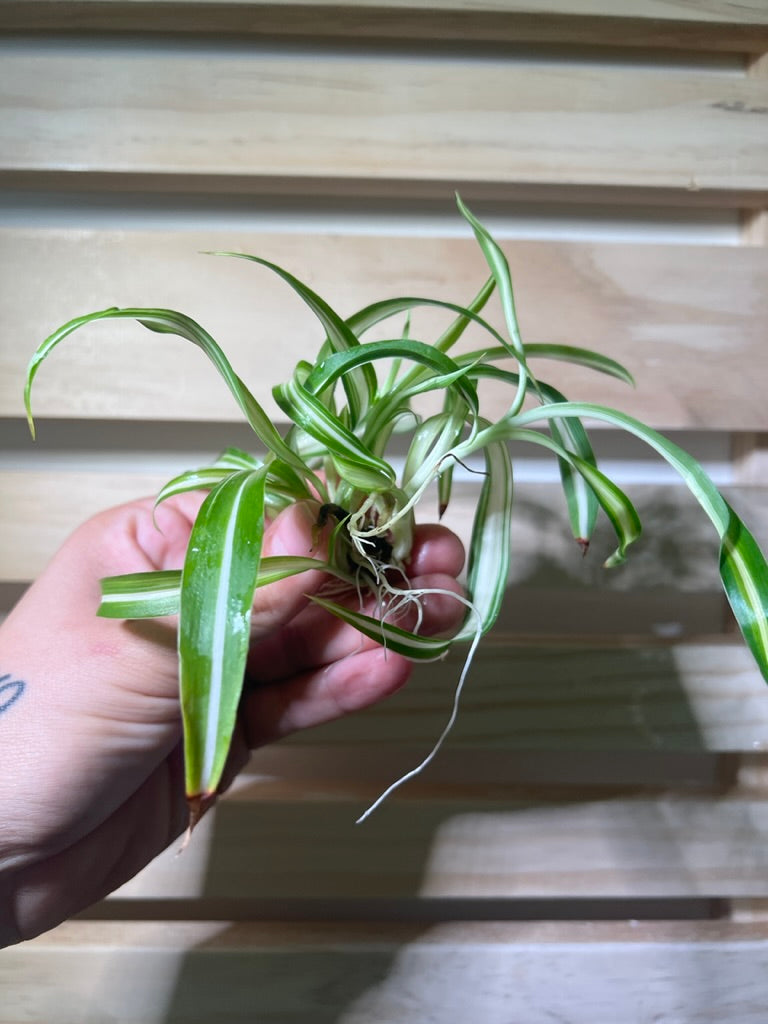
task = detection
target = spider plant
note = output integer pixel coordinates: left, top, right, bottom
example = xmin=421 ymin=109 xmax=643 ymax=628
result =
xmin=25 ymin=196 xmax=768 ymax=827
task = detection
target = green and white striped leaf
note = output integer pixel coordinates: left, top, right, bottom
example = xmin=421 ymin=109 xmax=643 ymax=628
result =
xmin=455 ymin=424 xmax=514 ymax=641
xmin=274 ymin=376 xmax=395 ymax=492
xmin=99 ymin=570 xmax=183 ymax=619
xmin=304 ymin=337 xmax=479 ymax=420
xmin=24 ymin=306 xmax=321 ymax=498
xmin=97 ymin=555 xmax=347 ymax=620
xmin=455 ymin=194 xmax=529 ymax=414
xmin=155 ymin=467 xmax=237 ymax=506
xmin=345 ymin=288 xmax=502 ymax=356
xmin=525 ymin=343 xmax=636 ymax=386
xmin=432 ymin=276 xmax=497 ymax=354
xmin=547 ymin=414 xmax=599 ymax=548
xmin=213 ymin=447 xmax=263 ymax=471
xmin=514 ymin=402 xmax=768 ymax=680
xmin=570 ymin=454 xmax=642 ymax=567
xmin=720 ymin=509 xmax=768 ymax=675
xmin=211 ymin=252 xmax=375 ymax=425
xmin=402 ymin=413 xmax=457 ymax=492
xmin=437 ymin=459 xmax=454 ymax=518
xmin=401 ymin=405 xmax=468 ymax=497
xmin=472 ymin=423 xmax=642 ymax=567
xmin=308 ymin=595 xmax=454 ymax=660
xmin=464 ymin=360 xmax=600 ymax=547
xmin=179 ymin=468 xmax=267 ymax=804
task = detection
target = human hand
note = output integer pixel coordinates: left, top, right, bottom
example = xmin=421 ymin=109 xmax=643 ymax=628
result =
xmin=0 ymin=494 xmax=464 ymax=945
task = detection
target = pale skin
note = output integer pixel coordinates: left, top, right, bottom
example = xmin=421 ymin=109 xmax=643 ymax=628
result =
xmin=0 ymin=494 xmax=465 ymax=947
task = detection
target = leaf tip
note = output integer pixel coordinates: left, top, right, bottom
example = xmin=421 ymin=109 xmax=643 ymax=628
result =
xmin=23 ymin=381 xmax=37 ymax=440
xmin=182 ymin=792 xmax=217 ymax=848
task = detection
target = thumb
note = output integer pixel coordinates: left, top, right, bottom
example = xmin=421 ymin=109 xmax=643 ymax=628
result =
xmin=249 ymin=501 xmax=329 ymax=639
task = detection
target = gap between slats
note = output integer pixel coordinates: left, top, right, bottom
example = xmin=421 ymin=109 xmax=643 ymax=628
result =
xmin=0 ymin=189 xmax=745 ymax=242
xmin=77 ymin=896 xmax=732 ymax=924
xmin=2 ymin=2 xmax=768 ymax=52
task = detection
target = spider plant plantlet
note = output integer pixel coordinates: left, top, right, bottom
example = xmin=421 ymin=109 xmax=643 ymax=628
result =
xmin=25 ymin=195 xmax=768 ymax=829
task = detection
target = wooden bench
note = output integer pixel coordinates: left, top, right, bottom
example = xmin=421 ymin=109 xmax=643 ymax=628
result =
xmin=1 ymin=3 xmax=767 ymax=1020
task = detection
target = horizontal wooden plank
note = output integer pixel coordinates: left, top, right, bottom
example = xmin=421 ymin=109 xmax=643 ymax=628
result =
xmin=3 ymin=468 xmax=765 ymax=635
xmin=1 ymin=44 xmax=767 ymax=199
xmin=3 ymin=469 xmax=765 ymax=643
xmin=3 ymin=1 xmax=768 ymax=51
xmin=4 ymin=920 xmax=768 ymax=1024
xmin=106 ymin=770 xmax=768 ymax=902
xmin=0 ymin=469 xmax=167 ymax=582
xmin=4 ymin=467 xmax=768 ymax=743
xmin=285 ymin=640 xmax=768 ymax=753
xmin=4 ymin=231 xmax=767 ymax=430
xmin=232 ymin=745 xmax=744 ymax=798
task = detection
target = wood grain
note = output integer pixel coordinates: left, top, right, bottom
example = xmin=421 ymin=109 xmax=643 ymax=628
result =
xmin=277 ymin=638 xmax=768 ymax=753
xmin=2 ymin=42 xmax=767 ymax=198
xmin=4 ymin=920 xmax=768 ymax=1024
xmin=4 ymin=230 xmax=767 ymax=430
xmin=106 ymin=780 xmax=768 ymax=902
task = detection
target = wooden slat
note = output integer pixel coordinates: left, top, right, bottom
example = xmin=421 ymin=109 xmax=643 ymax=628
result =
xmin=107 ymin=781 xmax=768 ymax=902
xmin=0 ymin=469 xmax=168 ymax=581
xmin=3 ymin=920 xmax=767 ymax=1024
xmin=1 ymin=44 xmax=767 ymax=200
xmin=3 ymin=0 xmax=768 ymax=51
xmin=4 ymin=460 xmax=768 ymax=743
xmin=3 ymin=470 xmax=765 ymax=635
xmin=2 ymin=471 xmax=765 ymax=642
xmin=282 ymin=639 xmax=768 ymax=752
xmin=94 ymin=633 xmax=768 ymax=906
xmin=3 ymin=231 xmax=767 ymax=430
xmin=231 ymin=744 xmax=741 ymax=798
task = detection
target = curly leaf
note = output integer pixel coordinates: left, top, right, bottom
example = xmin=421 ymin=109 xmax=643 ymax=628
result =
xmin=515 ymin=402 xmax=768 ymax=680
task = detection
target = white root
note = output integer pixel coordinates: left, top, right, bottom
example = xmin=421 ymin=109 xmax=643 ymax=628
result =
xmin=319 ymin=503 xmax=484 ymax=822
xmin=355 ymin=585 xmax=483 ymax=824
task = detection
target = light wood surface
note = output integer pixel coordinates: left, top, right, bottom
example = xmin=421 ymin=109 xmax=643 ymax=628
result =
xmin=4 ymin=230 xmax=767 ymax=429
xmin=131 ymin=748 xmax=753 ymax=908
xmin=4 ymin=920 xmax=768 ymax=1024
xmin=2 ymin=470 xmax=764 ymax=626
xmin=104 ymin=761 xmax=768 ymax=902
xmin=2 ymin=43 xmax=767 ymax=199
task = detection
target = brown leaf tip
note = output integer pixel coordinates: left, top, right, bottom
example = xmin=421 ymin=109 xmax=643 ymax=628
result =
xmin=179 ymin=792 xmax=217 ymax=853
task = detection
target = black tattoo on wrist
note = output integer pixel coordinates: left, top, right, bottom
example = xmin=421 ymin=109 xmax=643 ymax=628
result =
xmin=0 ymin=674 xmax=25 ymax=715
